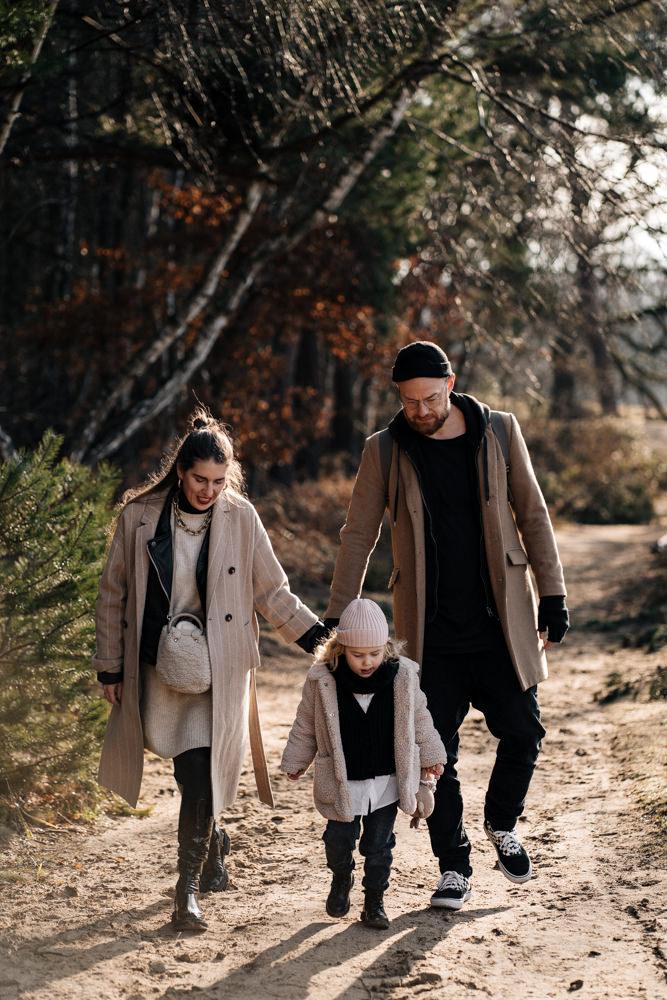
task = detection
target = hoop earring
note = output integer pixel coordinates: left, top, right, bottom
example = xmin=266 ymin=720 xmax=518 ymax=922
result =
xmin=178 ymin=478 xmax=182 ymax=490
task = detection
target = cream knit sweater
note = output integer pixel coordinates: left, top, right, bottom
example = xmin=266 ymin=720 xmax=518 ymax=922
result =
xmin=141 ymin=508 xmax=213 ymax=759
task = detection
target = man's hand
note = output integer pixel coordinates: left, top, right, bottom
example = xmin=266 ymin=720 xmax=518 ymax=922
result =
xmin=538 ymin=595 xmax=569 ymax=649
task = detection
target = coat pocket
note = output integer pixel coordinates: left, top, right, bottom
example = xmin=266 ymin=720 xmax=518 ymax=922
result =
xmin=506 ymin=547 xmax=528 ymax=566
xmin=314 ymin=753 xmax=337 ymax=804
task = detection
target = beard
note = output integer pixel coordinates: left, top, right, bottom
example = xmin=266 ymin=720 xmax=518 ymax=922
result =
xmin=404 ymin=403 xmax=450 ymax=437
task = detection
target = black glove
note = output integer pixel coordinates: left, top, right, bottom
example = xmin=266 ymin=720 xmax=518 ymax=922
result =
xmin=295 ymin=620 xmax=329 ymax=654
xmin=537 ymin=596 xmax=569 ymax=643
xmin=323 ymin=617 xmax=339 ymax=634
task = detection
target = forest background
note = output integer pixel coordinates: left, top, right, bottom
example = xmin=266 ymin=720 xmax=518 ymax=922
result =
xmin=1 ymin=2 xmax=666 ymax=828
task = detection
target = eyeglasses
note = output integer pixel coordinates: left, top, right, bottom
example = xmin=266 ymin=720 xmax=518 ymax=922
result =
xmin=399 ymin=386 xmax=447 ymax=412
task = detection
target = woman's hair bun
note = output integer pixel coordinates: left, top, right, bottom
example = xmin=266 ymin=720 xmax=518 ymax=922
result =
xmin=192 ymin=416 xmax=208 ymax=430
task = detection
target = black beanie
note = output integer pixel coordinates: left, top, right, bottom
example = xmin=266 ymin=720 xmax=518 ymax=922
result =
xmin=392 ymin=341 xmax=453 ymax=382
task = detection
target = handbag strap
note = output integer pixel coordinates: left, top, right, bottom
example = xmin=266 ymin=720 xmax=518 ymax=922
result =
xmin=168 ymin=611 xmax=205 ymax=633
xmin=248 ymin=668 xmax=274 ymax=808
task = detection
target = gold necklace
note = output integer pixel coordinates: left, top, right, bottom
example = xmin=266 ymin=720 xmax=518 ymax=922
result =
xmin=172 ymin=495 xmax=213 ymax=536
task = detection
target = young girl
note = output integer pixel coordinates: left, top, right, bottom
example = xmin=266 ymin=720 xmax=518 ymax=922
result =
xmin=281 ymin=598 xmax=446 ymax=929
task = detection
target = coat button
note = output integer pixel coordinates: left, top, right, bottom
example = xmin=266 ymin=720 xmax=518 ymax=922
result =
xmin=228 ymin=566 xmax=236 ymax=574
xmin=225 ymin=613 xmax=233 ymax=622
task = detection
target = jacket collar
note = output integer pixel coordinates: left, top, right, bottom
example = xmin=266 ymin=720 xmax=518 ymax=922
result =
xmin=389 ymin=391 xmax=490 ymax=450
xmin=141 ymin=486 xmax=230 ymax=613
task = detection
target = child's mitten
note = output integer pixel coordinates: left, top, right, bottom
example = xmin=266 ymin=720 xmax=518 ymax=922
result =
xmin=410 ymin=777 xmax=436 ymax=829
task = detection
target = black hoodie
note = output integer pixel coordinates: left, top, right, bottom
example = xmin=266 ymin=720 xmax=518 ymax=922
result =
xmin=388 ymin=393 xmax=503 ymax=656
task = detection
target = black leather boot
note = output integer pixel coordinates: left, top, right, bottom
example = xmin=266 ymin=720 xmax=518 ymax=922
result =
xmin=200 ymin=823 xmax=231 ymax=893
xmin=172 ymin=797 xmax=214 ymax=931
xmin=360 ymin=889 xmax=390 ymax=929
xmin=326 ymin=872 xmax=354 ymax=917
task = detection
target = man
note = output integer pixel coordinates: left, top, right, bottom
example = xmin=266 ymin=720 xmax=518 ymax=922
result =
xmin=324 ymin=341 xmax=568 ymax=909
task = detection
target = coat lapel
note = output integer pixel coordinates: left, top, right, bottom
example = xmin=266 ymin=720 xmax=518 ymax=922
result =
xmin=134 ymin=497 xmax=161 ymax=636
xmin=206 ymin=494 xmax=231 ymax=613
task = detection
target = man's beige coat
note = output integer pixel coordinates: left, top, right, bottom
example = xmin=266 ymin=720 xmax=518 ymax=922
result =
xmin=280 ymin=657 xmax=446 ymax=822
xmin=325 ymin=410 xmax=566 ymax=691
xmin=94 ymin=488 xmax=318 ymax=815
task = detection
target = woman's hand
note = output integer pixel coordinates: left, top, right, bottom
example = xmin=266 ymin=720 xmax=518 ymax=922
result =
xmin=102 ymin=682 xmax=123 ymax=706
xmin=287 ymin=769 xmax=305 ymax=780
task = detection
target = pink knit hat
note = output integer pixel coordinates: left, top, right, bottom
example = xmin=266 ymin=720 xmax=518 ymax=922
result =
xmin=336 ymin=599 xmax=389 ymax=648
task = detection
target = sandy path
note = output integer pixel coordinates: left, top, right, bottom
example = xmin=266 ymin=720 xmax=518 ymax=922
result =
xmin=1 ymin=517 xmax=666 ymax=1000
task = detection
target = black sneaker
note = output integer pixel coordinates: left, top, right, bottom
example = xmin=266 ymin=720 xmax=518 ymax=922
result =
xmin=484 ymin=820 xmax=532 ymax=883
xmin=429 ymin=871 xmax=472 ymax=910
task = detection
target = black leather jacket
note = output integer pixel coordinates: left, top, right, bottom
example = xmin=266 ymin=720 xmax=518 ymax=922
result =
xmin=139 ymin=489 xmax=210 ymax=665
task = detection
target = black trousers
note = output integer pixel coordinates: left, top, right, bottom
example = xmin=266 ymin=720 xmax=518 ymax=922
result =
xmin=322 ymin=801 xmax=399 ymax=892
xmin=421 ymin=644 xmax=545 ymax=878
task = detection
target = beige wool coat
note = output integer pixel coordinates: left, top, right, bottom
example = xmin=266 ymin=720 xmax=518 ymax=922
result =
xmin=280 ymin=657 xmax=447 ymax=823
xmin=325 ymin=405 xmax=566 ymax=691
xmin=94 ymin=488 xmax=318 ymax=815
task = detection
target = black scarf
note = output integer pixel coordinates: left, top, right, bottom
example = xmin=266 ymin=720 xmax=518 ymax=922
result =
xmin=334 ymin=656 xmax=399 ymax=694
xmin=334 ymin=657 xmax=399 ymax=781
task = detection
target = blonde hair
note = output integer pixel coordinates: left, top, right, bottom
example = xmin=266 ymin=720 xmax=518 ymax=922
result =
xmin=315 ymin=632 xmax=405 ymax=671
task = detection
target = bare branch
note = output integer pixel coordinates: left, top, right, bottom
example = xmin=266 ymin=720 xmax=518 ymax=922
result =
xmin=69 ymin=180 xmax=266 ymax=462
xmin=0 ymin=0 xmax=60 ymax=158
xmin=84 ymin=84 xmax=419 ymax=463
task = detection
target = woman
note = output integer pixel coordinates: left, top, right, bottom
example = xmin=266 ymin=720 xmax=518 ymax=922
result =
xmin=94 ymin=407 xmax=324 ymax=931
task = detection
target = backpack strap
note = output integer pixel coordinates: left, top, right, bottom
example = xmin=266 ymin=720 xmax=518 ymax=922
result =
xmin=489 ymin=410 xmax=513 ymax=503
xmin=380 ymin=414 xmax=512 ymax=506
xmin=378 ymin=427 xmax=393 ymax=505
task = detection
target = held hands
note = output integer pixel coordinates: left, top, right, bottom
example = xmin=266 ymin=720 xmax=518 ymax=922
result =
xmin=410 ymin=764 xmax=444 ymax=829
xmin=423 ymin=763 xmax=444 ymax=778
xmin=287 ymin=769 xmax=306 ymax=780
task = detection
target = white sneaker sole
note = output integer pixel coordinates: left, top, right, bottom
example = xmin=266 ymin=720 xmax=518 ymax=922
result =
xmin=498 ymin=859 xmax=532 ymax=884
xmin=429 ymin=888 xmax=472 ymax=910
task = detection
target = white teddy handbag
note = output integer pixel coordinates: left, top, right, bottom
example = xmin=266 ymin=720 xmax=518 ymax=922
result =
xmin=156 ymin=611 xmax=212 ymax=695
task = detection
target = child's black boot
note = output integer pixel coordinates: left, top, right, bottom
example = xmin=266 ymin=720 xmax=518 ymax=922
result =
xmin=326 ymin=872 xmax=354 ymax=917
xmin=360 ymin=889 xmax=390 ymax=929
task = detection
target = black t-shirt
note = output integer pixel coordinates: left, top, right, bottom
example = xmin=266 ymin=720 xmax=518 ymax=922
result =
xmin=411 ymin=430 xmax=503 ymax=655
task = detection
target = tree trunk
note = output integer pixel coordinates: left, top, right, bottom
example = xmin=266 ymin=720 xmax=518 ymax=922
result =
xmin=550 ymin=330 xmax=579 ymax=419
xmin=331 ymin=358 xmax=355 ymax=459
xmin=54 ymin=47 xmax=78 ymax=301
xmin=293 ymin=328 xmax=323 ymax=479
xmin=578 ymin=258 xmax=617 ymax=415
